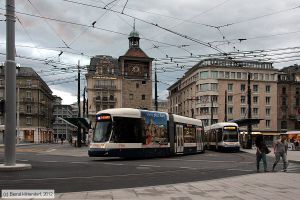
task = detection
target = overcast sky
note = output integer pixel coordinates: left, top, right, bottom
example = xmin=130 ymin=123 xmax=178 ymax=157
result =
xmin=0 ymin=0 xmax=300 ymax=104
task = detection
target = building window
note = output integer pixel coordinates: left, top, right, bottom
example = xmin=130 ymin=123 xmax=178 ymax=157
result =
xmin=241 ymin=107 xmax=246 ymax=115
xmin=26 ymin=105 xmax=32 ymax=114
xmin=228 ymin=95 xmax=233 ymax=103
xmin=136 ymin=83 xmax=139 ymax=88
xmin=266 ymin=120 xmax=270 ymax=128
xmin=242 ymin=73 xmax=247 ymax=80
xmin=26 ymin=80 xmax=31 ymax=87
xmin=253 ymin=108 xmax=259 ymax=116
xmin=253 ymin=96 xmax=258 ymax=104
xmin=266 ymin=85 xmax=270 ymax=93
xmin=228 ymin=84 xmax=233 ymax=92
xmin=200 ymin=71 xmax=209 ymax=79
xmin=241 ymin=84 xmax=245 ymax=92
xmin=200 ymin=84 xmax=209 ymax=91
xmin=225 ymin=72 xmax=230 ymax=79
xmin=142 ymin=95 xmax=146 ymax=100
xmin=211 ymin=71 xmax=218 ymax=79
xmin=211 ymin=83 xmax=218 ymax=91
xmin=26 ymin=117 xmax=32 ymax=125
xmin=281 ymin=121 xmax=287 ymax=129
xmin=282 ymin=97 xmax=286 ymax=106
xmin=26 ymin=91 xmax=32 ymax=99
xmin=296 ymin=98 xmax=300 ymax=106
xmin=253 ymin=85 xmax=258 ymax=92
xmin=129 ymin=94 xmax=133 ymax=100
xmin=253 ymin=73 xmax=258 ymax=80
xmin=228 ymin=107 xmax=233 ymax=114
xmin=241 ymin=96 xmax=246 ymax=104
xmin=231 ymin=72 xmax=236 ymax=79
xmin=266 ymin=97 xmax=271 ymax=105
xmin=142 ymin=81 xmax=146 ymax=85
xmin=237 ymin=72 xmax=241 ymax=79
xmin=219 ymin=71 xmax=224 ymax=78
xmin=265 ymin=74 xmax=269 ymax=81
xmin=266 ymin=108 xmax=270 ymax=116
xmin=282 ymin=87 xmax=286 ymax=94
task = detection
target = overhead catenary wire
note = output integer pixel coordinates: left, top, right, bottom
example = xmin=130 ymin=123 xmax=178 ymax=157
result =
xmin=59 ymin=0 xmax=224 ymax=53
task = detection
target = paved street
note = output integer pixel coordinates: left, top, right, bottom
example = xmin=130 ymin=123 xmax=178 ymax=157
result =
xmin=0 ymin=144 xmax=300 ymax=199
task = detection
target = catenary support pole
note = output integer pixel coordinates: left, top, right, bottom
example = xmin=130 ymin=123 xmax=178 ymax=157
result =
xmin=4 ymin=0 xmax=16 ymax=166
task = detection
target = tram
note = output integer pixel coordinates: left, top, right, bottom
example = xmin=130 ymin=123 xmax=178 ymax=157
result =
xmin=88 ymin=108 xmax=205 ymax=158
xmin=204 ymin=122 xmax=240 ymax=151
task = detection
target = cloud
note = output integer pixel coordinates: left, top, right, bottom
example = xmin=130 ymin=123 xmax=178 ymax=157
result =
xmin=51 ymin=88 xmax=77 ymax=105
xmin=1 ymin=0 xmax=300 ymax=104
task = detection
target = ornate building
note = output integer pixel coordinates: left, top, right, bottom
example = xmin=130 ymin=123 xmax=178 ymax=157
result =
xmin=0 ymin=65 xmax=54 ymax=143
xmin=86 ymin=26 xmax=153 ymax=126
xmin=277 ymin=64 xmax=300 ymax=131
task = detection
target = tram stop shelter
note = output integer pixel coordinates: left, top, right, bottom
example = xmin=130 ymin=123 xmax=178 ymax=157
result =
xmin=62 ymin=117 xmax=91 ymax=146
xmin=229 ymin=118 xmax=262 ymax=148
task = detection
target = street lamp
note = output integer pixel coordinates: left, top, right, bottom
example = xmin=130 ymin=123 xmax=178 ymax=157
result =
xmin=246 ymin=73 xmax=253 ymax=149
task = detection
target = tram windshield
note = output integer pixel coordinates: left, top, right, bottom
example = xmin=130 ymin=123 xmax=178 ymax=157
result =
xmin=93 ymin=121 xmax=112 ymax=142
xmin=223 ymin=127 xmax=238 ymax=142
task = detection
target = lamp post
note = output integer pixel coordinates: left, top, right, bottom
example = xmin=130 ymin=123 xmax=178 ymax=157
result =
xmin=246 ymin=73 xmax=253 ymax=149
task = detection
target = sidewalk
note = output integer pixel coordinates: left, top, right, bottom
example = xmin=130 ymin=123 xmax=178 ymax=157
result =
xmin=54 ymin=172 xmax=300 ymax=200
xmin=242 ymin=147 xmax=300 ymax=163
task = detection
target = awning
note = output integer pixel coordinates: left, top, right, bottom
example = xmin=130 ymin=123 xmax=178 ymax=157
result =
xmin=286 ymin=131 xmax=300 ymax=134
xmin=62 ymin=117 xmax=91 ymax=129
xmin=229 ymin=118 xmax=262 ymax=126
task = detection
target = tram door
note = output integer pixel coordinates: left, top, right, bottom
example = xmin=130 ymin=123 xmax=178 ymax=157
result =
xmin=196 ymin=128 xmax=203 ymax=151
xmin=176 ymin=125 xmax=184 ymax=153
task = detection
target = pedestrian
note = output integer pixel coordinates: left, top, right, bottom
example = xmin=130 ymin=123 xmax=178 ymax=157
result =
xmin=255 ymin=135 xmax=268 ymax=172
xmin=61 ymin=137 xmax=64 ymax=145
xmin=272 ymin=134 xmax=288 ymax=172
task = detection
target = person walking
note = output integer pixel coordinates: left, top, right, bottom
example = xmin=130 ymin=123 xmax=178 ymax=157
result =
xmin=272 ymin=134 xmax=288 ymax=172
xmin=255 ymin=135 xmax=268 ymax=172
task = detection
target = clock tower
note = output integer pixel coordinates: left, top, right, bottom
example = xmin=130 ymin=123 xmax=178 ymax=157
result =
xmin=119 ymin=24 xmax=153 ymax=110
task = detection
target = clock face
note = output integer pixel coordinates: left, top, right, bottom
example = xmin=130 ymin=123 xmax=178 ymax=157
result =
xmin=130 ymin=65 xmax=140 ymax=73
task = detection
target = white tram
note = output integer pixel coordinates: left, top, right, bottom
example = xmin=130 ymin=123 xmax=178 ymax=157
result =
xmin=88 ymin=108 xmax=205 ymax=158
xmin=204 ymin=122 xmax=240 ymax=151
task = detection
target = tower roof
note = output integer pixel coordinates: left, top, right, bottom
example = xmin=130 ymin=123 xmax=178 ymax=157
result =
xmin=129 ymin=19 xmax=139 ymax=38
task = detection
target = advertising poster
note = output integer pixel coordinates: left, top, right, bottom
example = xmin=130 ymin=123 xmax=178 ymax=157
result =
xmin=141 ymin=111 xmax=168 ymax=145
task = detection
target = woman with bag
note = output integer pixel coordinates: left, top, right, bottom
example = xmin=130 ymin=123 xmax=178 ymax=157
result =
xmin=255 ymin=135 xmax=269 ymax=172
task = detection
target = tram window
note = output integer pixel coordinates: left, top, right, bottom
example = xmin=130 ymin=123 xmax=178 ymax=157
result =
xmin=112 ymin=117 xmax=144 ymax=143
xmin=223 ymin=128 xmax=238 ymax=142
xmin=216 ymin=128 xmax=222 ymax=142
xmin=94 ymin=121 xmax=112 ymax=142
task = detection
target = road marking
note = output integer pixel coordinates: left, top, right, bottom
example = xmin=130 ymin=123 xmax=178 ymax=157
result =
xmin=0 ymin=169 xmax=188 ymax=182
xmin=43 ymin=161 xmax=58 ymax=163
xmin=179 ymin=166 xmax=198 ymax=170
xmin=165 ymin=158 xmax=236 ymax=163
xmin=71 ymin=162 xmax=88 ymax=164
xmin=103 ymin=162 xmax=124 ymax=166
xmin=46 ymin=149 xmax=56 ymax=152
xmin=227 ymin=169 xmax=253 ymax=172
xmin=139 ymin=164 xmax=161 ymax=168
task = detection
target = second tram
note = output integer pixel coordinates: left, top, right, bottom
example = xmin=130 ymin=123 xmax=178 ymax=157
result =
xmin=204 ymin=122 xmax=240 ymax=151
xmin=88 ymin=108 xmax=205 ymax=158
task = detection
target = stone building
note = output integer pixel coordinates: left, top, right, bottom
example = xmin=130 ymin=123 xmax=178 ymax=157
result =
xmin=0 ymin=65 xmax=54 ymax=143
xmin=86 ymin=26 xmax=153 ymax=126
xmin=277 ymin=64 xmax=300 ymax=131
xmin=168 ymin=58 xmax=279 ymax=134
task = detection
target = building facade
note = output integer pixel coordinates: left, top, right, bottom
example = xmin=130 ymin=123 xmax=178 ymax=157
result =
xmin=168 ymin=58 xmax=279 ymax=134
xmin=53 ymin=96 xmax=76 ymax=142
xmin=277 ymin=64 xmax=300 ymax=132
xmin=86 ymin=27 xmax=153 ymax=126
xmin=0 ymin=65 xmax=54 ymax=143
